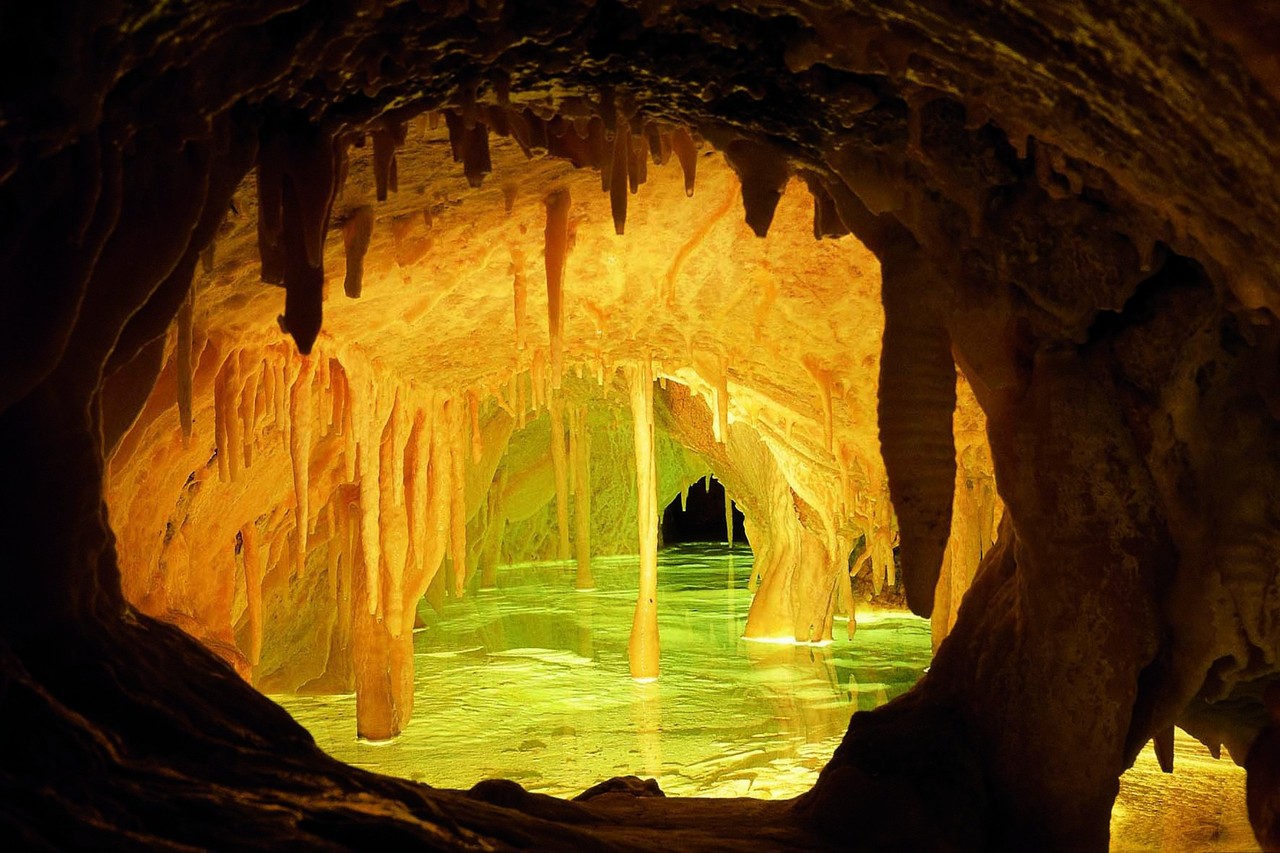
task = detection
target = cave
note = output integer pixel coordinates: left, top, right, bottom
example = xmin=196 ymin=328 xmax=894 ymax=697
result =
xmin=4 ymin=1 xmax=1280 ymax=850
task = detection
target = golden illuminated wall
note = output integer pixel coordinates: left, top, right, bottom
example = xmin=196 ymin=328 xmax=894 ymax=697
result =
xmin=106 ymin=114 xmax=997 ymax=739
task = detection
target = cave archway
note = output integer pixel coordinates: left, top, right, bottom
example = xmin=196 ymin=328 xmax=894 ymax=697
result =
xmin=3 ymin=3 xmax=1280 ymax=850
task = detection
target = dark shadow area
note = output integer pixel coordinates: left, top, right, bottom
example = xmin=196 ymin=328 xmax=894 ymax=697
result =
xmin=661 ymin=477 xmax=746 ymax=544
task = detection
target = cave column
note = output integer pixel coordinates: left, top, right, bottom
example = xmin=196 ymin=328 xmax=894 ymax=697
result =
xmin=627 ymin=361 xmax=659 ymax=681
xmin=569 ymin=404 xmax=594 ymax=590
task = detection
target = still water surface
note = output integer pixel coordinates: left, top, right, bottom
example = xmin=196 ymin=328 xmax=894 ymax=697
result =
xmin=274 ymin=543 xmax=1255 ymax=849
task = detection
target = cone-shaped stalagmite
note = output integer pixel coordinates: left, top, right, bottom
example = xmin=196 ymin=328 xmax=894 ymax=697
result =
xmin=877 ymin=248 xmax=956 ymax=618
xmin=627 ymin=360 xmax=660 ymax=681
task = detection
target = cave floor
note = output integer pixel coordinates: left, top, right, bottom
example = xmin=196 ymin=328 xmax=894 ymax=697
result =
xmin=272 ymin=544 xmax=1254 ymax=850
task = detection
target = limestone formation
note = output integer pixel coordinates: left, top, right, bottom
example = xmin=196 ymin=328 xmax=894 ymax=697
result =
xmin=1 ymin=2 xmax=1279 ymax=851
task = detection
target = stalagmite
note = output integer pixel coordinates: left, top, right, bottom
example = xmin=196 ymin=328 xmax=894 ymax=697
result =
xmin=569 ymin=405 xmax=593 ymax=589
xmin=670 ymin=127 xmax=697 ymax=197
xmin=449 ymin=400 xmax=468 ymax=597
xmin=627 ymin=361 xmax=660 ymax=681
xmin=610 ymin=112 xmax=630 ymax=235
xmin=176 ymin=287 xmax=194 ymax=445
xmin=239 ymin=522 xmax=263 ymax=668
xmin=543 ymin=188 xmax=570 ymax=384
xmin=724 ymin=139 xmax=790 ymax=238
xmin=548 ymin=395 xmax=571 ymax=560
xmin=288 ymin=359 xmax=313 ymax=578
xmin=341 ymin=206 xmax=374 ymax=298
xmin=878 ymin=249 xmax=956 ymax=618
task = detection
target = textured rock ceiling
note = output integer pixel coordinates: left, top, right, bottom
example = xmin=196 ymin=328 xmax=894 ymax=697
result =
xmin=2 ymin=1 xmax=1280 ymax=851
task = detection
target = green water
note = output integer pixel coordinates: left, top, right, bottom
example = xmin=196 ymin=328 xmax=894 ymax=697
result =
xmin=274 ymin=543 xmax=932 ymax=799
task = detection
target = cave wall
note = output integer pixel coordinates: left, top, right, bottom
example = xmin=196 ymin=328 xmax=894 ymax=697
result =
xmin=2 ymin=1 xmax=1279 ymax=849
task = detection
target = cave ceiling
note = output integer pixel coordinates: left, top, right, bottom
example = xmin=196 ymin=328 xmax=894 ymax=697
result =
xmin=3 ymin=1 xmax=1280 ymax=851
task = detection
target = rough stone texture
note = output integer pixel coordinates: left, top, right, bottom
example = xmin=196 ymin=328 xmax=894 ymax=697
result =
xmin=1 ymin=1 xmax=1279 ymax=850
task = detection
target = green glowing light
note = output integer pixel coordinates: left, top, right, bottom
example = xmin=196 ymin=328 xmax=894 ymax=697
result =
xmin=275 ymin=543 xmax=932 ymax=799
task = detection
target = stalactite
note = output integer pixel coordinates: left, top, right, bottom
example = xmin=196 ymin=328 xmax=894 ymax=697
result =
xmin=627 ymin=360 xmax=660 ymax=681
xmin=261 ymin=351 xmax=277 ymax=437
xmin=278 ymin=127 xmax=339 ymax=355
xmin=390 ymin=390 xmax=406 ymax=509
xmin=225 ymin=351 xmax=244 ymax=482
xmin=356 ymin=376 xmax=382 ymax=615
xmin=671 ymin=127 xmax=697 ymax=197
xmin=548 ymin=394 xmax=572 ymax=560
xmin=176 ymin=287 xmax=194 ymax=445
xmin=629 ymin=129 xmax=649 ymax=192
xmin=239 ymin=522 xmax=263 ymax=668
xmin=510 ymin=248 xmax=528 ymax=351
xmin=878 ymin=250 xmax=956 ymax=618
xmin=724 ymin=139 xmax=790 ymax=238
xmin=544 ymin=188 xmax=570 ymax=385
xmin=449 ymin=399 xmax=469 ymax=597
xmin=610 ymin=111 xmax=630 ymax=235
xmin=423 ymin=400 xmax=452 ymax=598
xmin=238 ymin=350 xmax=259 ymax=470
xmin=469 ymin=391 xmax=483 ymax=463
xmin=803 ymin=356 xmax=835 ymax=454
xmin=801 ymin=172 xmax=850 ymax=240
xmin=460 ymin=122 xmax=492 ymax=188
xmin=288 ymin=359 xmax=313 ymax=578
xmin=371 ymin=121 xmax=406 ymax=202
xmin=569 ymin=404 xmax=593 ymax=589
xmin=725 ymin=493 xmax=735 ymax=548
xmin=380 ymin=393 xmax=407 ymax=636
xmin=256 ymin=136 xmax=285 ymax=284
xmin=403 ymin=410 xmax=428 ymax=635
xmin=342 ymin=205 xmax=374 ymax=298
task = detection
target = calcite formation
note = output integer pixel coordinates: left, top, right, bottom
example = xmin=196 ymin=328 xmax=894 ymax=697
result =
xmin=2 ymin=2 xmax=1279 ymax=851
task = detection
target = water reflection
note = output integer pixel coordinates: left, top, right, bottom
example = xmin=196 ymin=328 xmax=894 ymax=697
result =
xmin=273 ymin=543 xmax=1256 ymax=849
xmin=276 ymin=543 xmax=931 ymax=798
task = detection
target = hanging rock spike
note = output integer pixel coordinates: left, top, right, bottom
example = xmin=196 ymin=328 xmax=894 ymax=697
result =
xmin=724 ymin=139 xmax=790 ymax=238
xmin=277 ymin=124 xmax=340 ymax=355
xmin=371 ymin=120 xmax=407 ymax=201
xmin=877 ymin=249 xmax=956 ymax=618
xmin=544 ymin=188 xmax=571 ymax=381
xmin=342 ymin=206 xmax=374 ymax=298
xmin=670 ymin=127 xmax=698 ymax=197
xmin=610 ymin=109 xmax=630 ymax=235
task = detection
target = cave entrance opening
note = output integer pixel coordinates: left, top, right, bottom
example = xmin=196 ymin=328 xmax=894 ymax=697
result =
xmin=660 ymin=475 xmax=746 ymax=545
